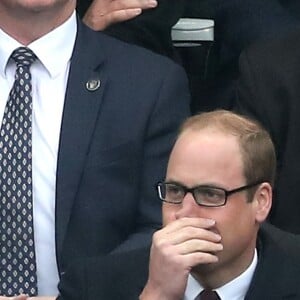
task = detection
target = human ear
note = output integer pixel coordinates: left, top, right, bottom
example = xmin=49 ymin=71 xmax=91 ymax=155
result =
xmin=253 ymin=182 xmax=272 ymax=223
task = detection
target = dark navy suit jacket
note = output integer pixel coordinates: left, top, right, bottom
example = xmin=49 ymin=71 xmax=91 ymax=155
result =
xmin=57 ymin=223 xmax=300 ymax=299
xmin=54 ymin=18 xmax=190 ymax=276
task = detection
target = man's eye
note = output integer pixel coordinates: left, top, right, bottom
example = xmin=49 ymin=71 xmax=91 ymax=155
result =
xmin=167 ymin=185 xmax=182 ymax=195
xmin=196 ymin=188 xmax=223 ymax=199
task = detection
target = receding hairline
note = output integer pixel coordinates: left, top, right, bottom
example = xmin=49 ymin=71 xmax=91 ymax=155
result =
xmin=178 ymin=110 xmax=264 ymax=138
xmin=175 ymin=110 xmax=276 ymax=187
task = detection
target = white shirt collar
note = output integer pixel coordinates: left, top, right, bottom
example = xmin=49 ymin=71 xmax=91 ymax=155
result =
xmin=184 ymin=249 xmax=258 ymax=300
xmin=0 ymin=11 xmax=77 ymax=78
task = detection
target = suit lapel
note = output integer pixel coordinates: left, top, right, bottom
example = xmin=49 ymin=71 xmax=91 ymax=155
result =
xmin=55 ymin=19 xmax=108 ymax=258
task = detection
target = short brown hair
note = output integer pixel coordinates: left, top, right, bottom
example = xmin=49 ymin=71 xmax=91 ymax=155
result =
xmin=178 ymin=110 xmax=276 ymax=191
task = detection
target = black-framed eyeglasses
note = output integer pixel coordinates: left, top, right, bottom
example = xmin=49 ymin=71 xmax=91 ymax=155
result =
xmin=156 ymin=181 xmax=264 ymax=207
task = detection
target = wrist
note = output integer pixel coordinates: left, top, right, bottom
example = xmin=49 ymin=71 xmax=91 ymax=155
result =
xmin=139 ymin=281 xmax=179 ymax=300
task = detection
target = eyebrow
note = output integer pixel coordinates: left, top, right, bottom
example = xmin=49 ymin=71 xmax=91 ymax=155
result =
xmin=164 ymin=179 xmax=228 ymax=190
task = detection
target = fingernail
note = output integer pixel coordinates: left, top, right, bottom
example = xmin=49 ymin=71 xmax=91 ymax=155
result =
xmin=206 ymin=219 xmax=216 ymax=226
xmin=133 ymin=8 xmax=142 ymax=15
xmin=217 ymin=243 xmax=223 ymax=250
xmin=215 ymin=234 xmax=222 ymax=241
xmin=148 ymin=0 xmax=158 ymax=7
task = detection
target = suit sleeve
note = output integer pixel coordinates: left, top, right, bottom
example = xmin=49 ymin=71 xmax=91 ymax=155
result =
xmin=57 ymin=262 xmax=85 ymax=300
xmin=58 ymin=249 xmax=150 ymax=300
xmin=112 ymin=61 xmax=191 ymax=253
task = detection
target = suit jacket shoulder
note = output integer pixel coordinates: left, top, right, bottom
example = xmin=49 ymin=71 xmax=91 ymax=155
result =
xmin=56 ymin=17 xmax=190 ymax=274
xmin=73 ymin=17 xmax=189 ymax=84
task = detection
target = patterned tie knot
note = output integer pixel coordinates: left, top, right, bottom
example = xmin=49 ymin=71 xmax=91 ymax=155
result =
xmin=11 ymin=47 xmax=37 ymax=68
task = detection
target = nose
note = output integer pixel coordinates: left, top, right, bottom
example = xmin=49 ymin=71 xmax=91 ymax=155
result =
xmin=175 ymin=192 xmax=201 ymax=219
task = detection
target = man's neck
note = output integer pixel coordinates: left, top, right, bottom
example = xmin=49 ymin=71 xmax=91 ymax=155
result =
xmin=192 ymin=246 xmax=256 ymax=289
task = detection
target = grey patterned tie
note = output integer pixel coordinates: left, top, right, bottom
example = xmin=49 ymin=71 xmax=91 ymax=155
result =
xmin=0 ymin=47 xmax=38 ymax=296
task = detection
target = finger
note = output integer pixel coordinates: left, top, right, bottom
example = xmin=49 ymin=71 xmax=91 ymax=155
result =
xmin=14 ymin=295 xmax=28 ymax=300
xmin=2 ymin=295 xmax=29 ymax=300
xmin=176 ymin=239 xmax=223 ymax=255
xmin=185 ymin=251 xmax=220 ymax=266
xmin=83 ymin=0 xmax=157 ymax=30
xmin=103 ymin=8 xmax=143 ymax=27
xmin=108 ymin=0 xmax=157 ymax=11
xmin=83 ymin=8 xmax=143 ymax=30
xmin=165 ymin=226 xmax=222 ymax=246
xmin=162 ymin=217 xmax=217 ymax=235
xmin=87 ymin=0 xmax=157 ymax=14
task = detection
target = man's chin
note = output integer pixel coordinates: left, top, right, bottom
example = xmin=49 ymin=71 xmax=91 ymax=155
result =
xmin=191 ymin=260 xmax=219 ymax=278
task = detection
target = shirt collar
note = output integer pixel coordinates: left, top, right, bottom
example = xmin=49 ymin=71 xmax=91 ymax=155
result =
xmin=0 ymin=11 xmax=77 ymax=78
xmin=185 ymin=249 xmax=258 ymax=300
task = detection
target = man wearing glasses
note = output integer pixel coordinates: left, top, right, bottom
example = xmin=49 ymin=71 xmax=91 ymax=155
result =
xmin=55 ymin=110 xmax=300 ymax=300
xmin=140 ymin=110 xmax=300 ymax=300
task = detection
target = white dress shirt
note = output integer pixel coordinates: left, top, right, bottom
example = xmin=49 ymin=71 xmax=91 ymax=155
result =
xmin=184 ymin=249 xmax=258 ymax=300
xmin=0 ymin=11 xmax=77 ymax=295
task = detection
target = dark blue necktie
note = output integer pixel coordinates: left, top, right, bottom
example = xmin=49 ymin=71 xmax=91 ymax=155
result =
xmin=0 ymin=47 xmax=38 ymax=296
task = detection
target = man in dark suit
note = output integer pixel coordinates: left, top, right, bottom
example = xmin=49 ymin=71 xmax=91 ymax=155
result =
xmin=0 ymin=0 xmax=190 ymax=298
xmin=56 ymin=224 xmax=300 ymax=300
xmin=56 ymin=110 xmax=300 ymax=300
xmin=236 ymin=29 xmax=300 ymax=234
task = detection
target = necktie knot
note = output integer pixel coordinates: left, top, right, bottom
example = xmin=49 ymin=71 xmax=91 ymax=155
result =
xmin=11 ymin=47 xmax=37 ymax=67
xmin=196 ymin=289 xmax=220 ymax=300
